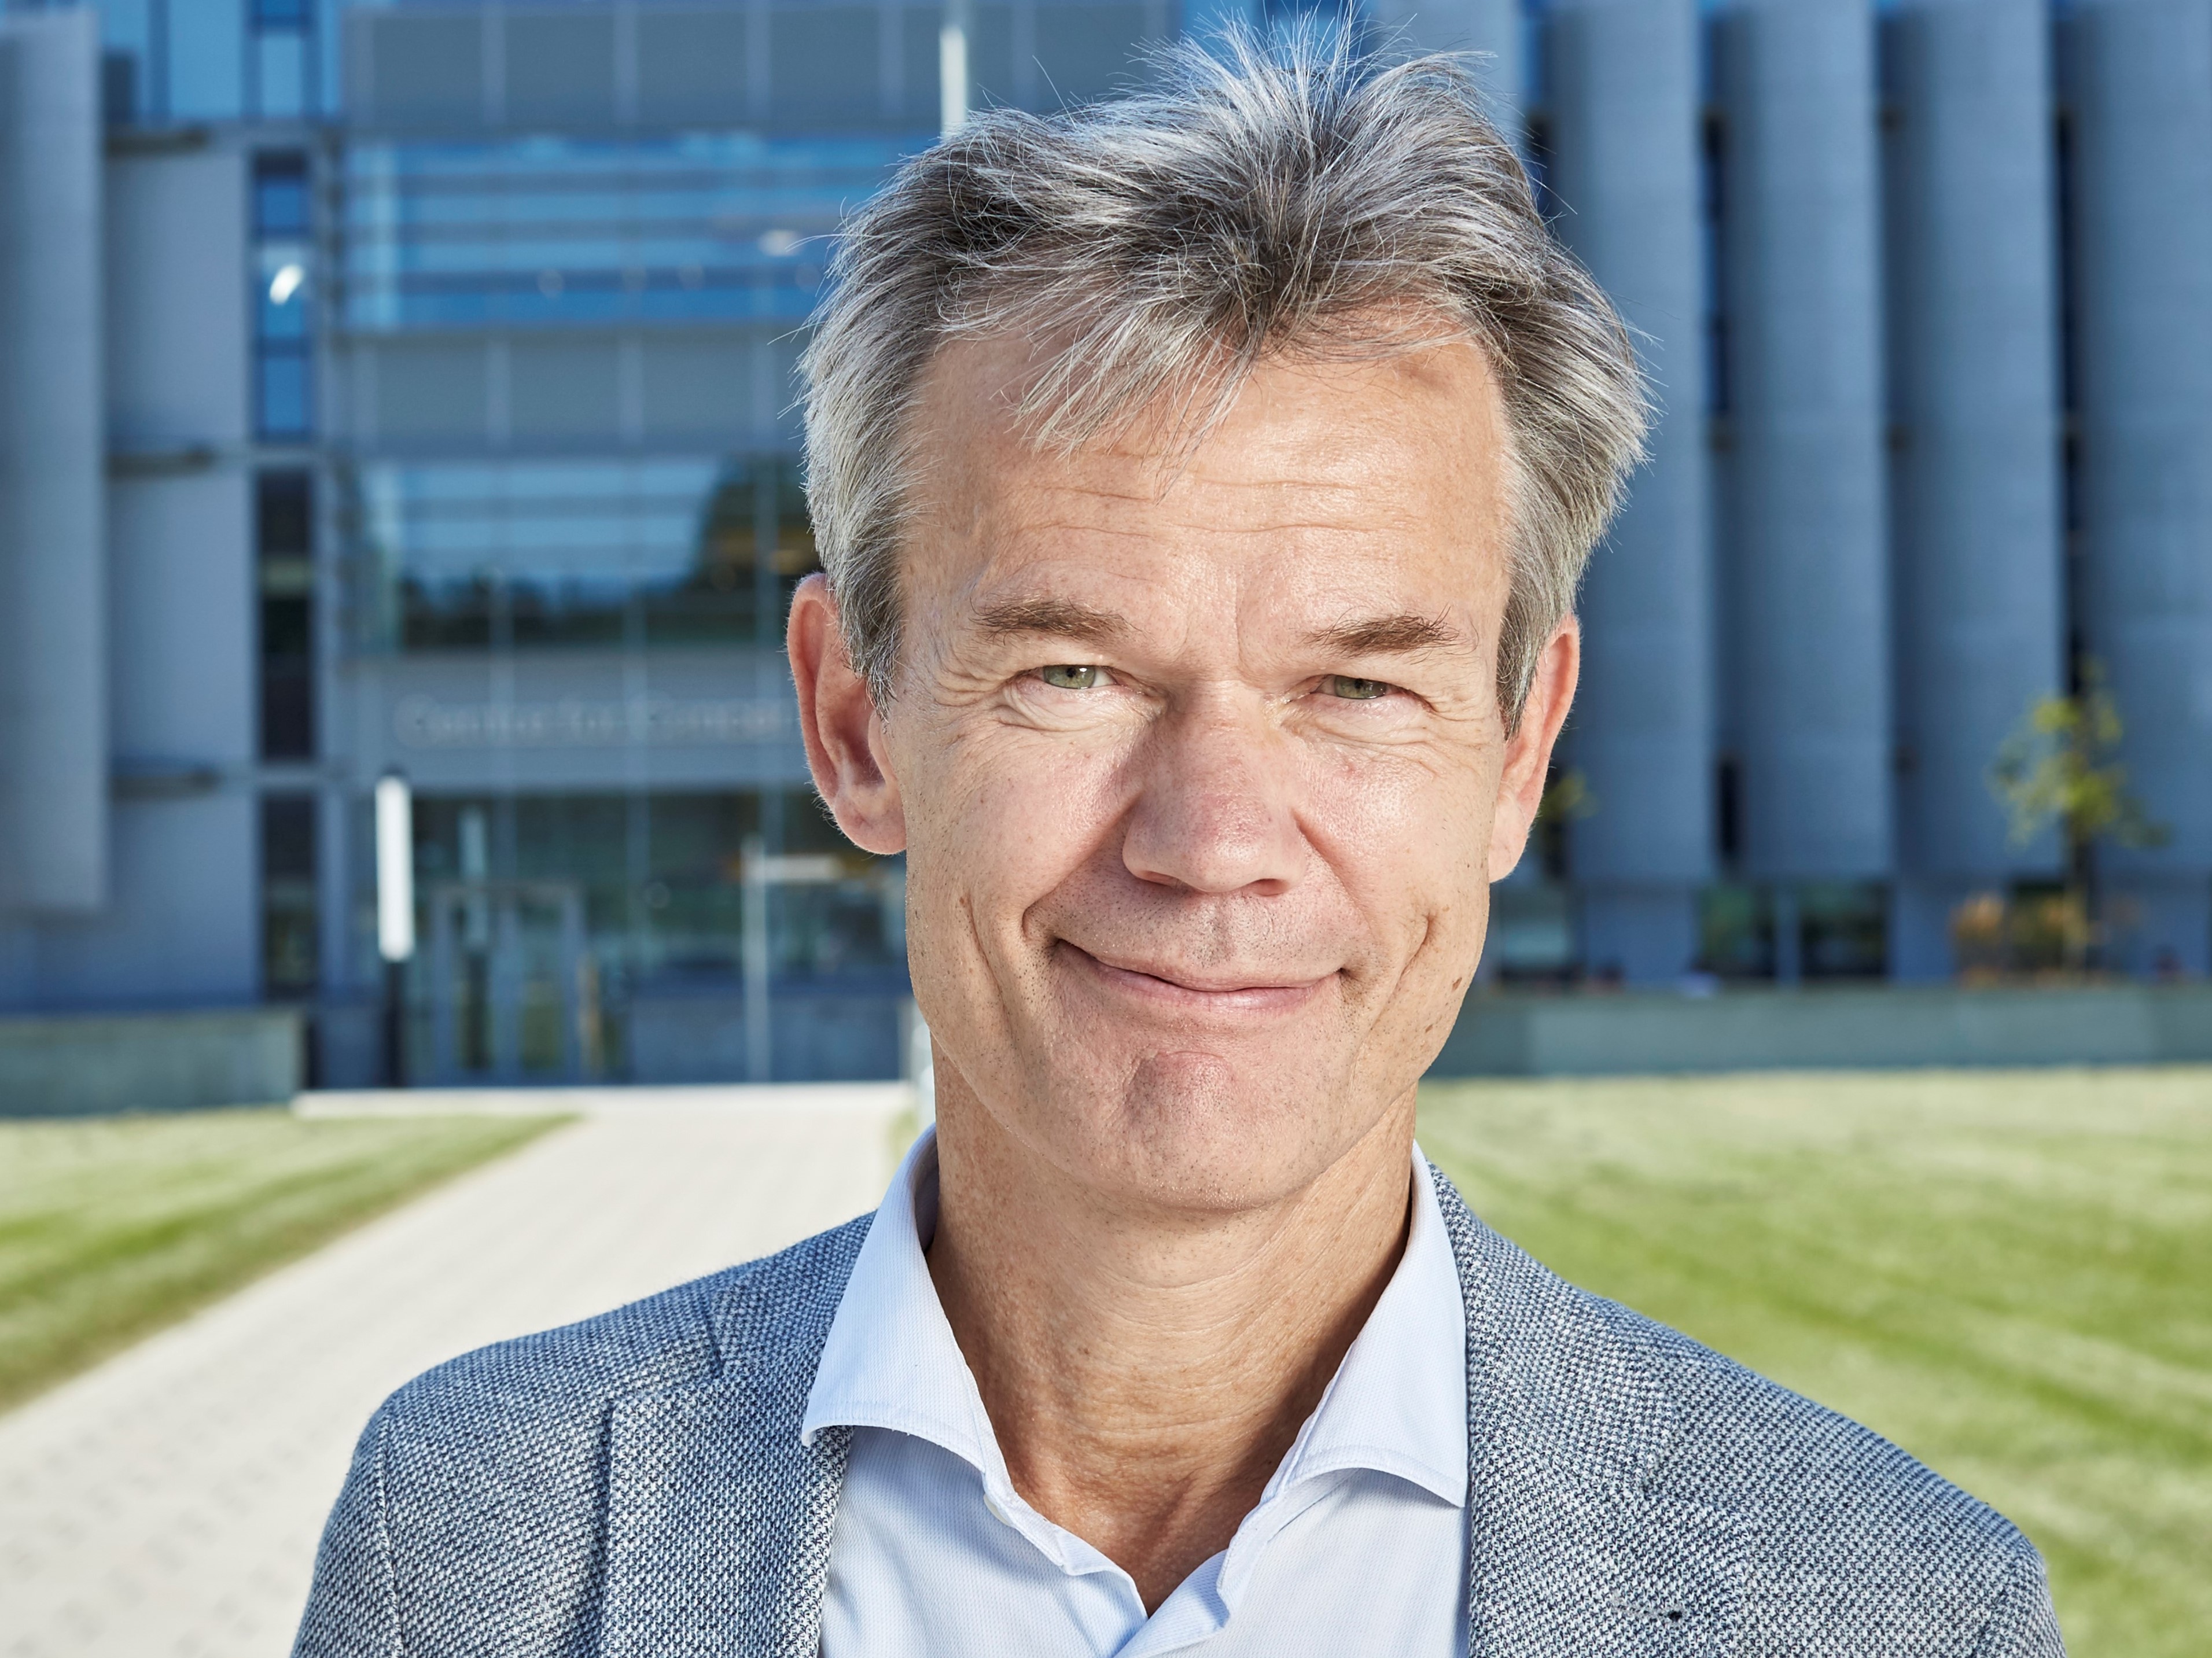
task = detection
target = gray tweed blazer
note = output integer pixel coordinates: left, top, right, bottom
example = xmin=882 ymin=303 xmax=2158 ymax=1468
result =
xmin=294 ymin=1169 xmax=2064 ymax=1657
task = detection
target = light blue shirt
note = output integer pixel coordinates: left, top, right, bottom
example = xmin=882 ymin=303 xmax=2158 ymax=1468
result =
xmin=801 ymin=1130 xmax=1471 ymax=1657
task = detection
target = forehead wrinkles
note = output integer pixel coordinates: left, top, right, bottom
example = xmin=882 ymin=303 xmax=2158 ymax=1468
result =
xmin=899 ymin=335 xmax=1510 ymax=667
xmin=952 ymin=425 xmax=1487 ymax=587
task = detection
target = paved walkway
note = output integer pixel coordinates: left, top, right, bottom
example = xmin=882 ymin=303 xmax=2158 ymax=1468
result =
xmin=0 ymin=1085 xmax=904 ymax=1658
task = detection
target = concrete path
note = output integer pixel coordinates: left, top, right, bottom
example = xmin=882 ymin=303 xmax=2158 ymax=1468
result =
xmin=0 ymin=1084 xmax=905 ymax=1658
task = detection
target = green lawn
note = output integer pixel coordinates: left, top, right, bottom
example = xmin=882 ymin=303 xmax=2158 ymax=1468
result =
xmin=0 ymin=1108 xmax=566 ymax=1413
xmin=1419 ymin=1067 xmax=2212 ymax=1658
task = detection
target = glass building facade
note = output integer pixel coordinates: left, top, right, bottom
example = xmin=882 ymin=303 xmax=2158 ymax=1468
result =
xmin=13 ymin=0 xmax=2207 ymax=1072
xmin=305 ymin=0 xmax=1172 ymax=1083
xmin=324 ymin=84 xmax=949 ymax=1081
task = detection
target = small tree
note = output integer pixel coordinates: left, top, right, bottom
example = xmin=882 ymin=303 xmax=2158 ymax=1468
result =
xmin=1987 ymin=663 xmax=2167 ymax=971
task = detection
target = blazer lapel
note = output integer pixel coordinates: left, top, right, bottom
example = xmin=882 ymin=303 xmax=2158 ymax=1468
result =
xmin=1433 ymin=1173 xmax=1757 ymax=1657
xmin=595 ymin=1219 xmax=870 ymax=1658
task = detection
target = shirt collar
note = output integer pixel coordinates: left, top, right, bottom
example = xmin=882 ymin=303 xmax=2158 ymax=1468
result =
xmin=801 ymin=1128 xmax=1468 ymax=1510
xmin=800 ymin=1128 xmax=999 ymax=1467
xmin=1263 ymin=1149 xmax=1468 ymax=1505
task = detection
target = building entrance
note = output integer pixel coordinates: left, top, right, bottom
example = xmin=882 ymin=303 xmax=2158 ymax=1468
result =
xmin=424 ymin=880 xmax=593 ymax=1084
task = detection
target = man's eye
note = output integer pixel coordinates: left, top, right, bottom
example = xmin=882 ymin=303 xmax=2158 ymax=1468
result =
xmin=1323 ymin=676 xmax=1393 ymax=701
xmin=1038 ymin=665 xmax=1104 ymax=690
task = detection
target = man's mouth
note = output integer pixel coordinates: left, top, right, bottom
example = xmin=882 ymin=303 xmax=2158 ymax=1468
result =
xmin=1054 ymin=941 xmax=1334 ymax=1013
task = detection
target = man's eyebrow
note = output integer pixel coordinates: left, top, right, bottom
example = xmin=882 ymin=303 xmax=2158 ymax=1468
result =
xmin=970 ymin=598 xmax=1134 ymax=648
xmin=1305 ymin=613 xmax=1471 ymax=655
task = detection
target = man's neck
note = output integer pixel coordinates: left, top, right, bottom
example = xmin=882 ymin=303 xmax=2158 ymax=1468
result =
xmin=923 ymin=1080 xmax=1419 ymax=1611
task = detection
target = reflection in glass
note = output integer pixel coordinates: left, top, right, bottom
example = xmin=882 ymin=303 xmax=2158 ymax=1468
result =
xmin=354 ymin=455 xmax=819 ymax=651
xmin=259 ymin=244 xmax=311 ymax=338
xmin=1698 ymin=882 xmax=1775 ymax=980
xmin=254 ymin=150 xmax=310 ymax=235
xmin=253 ymin=152 xmax=313 ymax=440
xmin=344 ymin=134 xmax=919 ymax=331
xmin=259 ymin=351 xmax=311 ymax=440
xmin=261 ymin=794 xmax=319 ymax=999
xmin=404 ymin=790 xmax=905 ymax=1079
xmin=1799 ymin=882 xmax=1889 ymax=979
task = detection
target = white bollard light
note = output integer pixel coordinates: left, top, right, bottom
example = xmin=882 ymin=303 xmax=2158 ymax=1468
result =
xmin=375 ymin=772 xmax=415 ymax=964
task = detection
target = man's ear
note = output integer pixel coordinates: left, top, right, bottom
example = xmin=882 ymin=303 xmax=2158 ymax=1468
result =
xmin=788 ymin=573 xmax=908 ymax=855
xmin=1485 ymin=614 xmax=1580 ymax=880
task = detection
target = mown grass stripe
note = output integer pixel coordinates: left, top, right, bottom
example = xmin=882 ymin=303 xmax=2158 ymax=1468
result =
xmin=0 ymin=1108 xmax=567 ymax=1413
xmin=1419 ymin=1066 xmax=2211 ymax=1658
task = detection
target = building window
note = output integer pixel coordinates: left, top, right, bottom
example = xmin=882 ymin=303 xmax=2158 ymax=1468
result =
xmin=1799 ymin=882 xmax=1889 ymax=981
xmin=1714 ymin=753 xmax=1743 ymax=869
xmin=262 ymin=794 xmax=321 ymax=1000
xmin=102 ymin=50 xmax=139 ymax=127
xmin=338 ymin=137 xmax=906 ymax=332
xmin=1698 ymin=883 xmax=1774 ymax=980
xmin=253 ymin=152 xmax=313 ymax=441
xmin=358 ymin=455 xmax=819 ymax=653
xmin=254 ymin=152 xmax=310 ymax=234
xmin=398 ymin=790 xmax=906 ymax=1081
xmin=259 ymin=470 xmax=316 ymax=760
xmin=248 ymin=0 xmax=314 ymax=124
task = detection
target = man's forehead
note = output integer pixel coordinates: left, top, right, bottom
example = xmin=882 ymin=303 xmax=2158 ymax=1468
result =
xmin=895 ymin=329 xmax=1516 ymax=670
xmin=910 ymin=332 xmax=1511 ymax=535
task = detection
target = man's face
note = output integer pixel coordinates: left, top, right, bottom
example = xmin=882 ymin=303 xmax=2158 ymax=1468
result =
xmin=797 ymin=332 xmax=1575 ymax=1215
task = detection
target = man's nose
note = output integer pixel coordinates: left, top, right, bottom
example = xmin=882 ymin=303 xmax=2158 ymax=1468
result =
xmin=1120 ymin=702 xmax=1307 ymax=897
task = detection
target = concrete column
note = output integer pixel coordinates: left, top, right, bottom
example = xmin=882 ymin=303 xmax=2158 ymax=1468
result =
xmin=0 ymin=13 xmax=106 ymax=916
xmin=1547 ymin=0 xmax=1710 ymax=982
xmin=1365 ymin=0 xmax=1524 ymax=120
xmin=1885 ymin=0 xmax=2064 ymax=978
xmin=2068 ymin=0 xmax=2212 ymax=973
xmin=1715 ymin=0 xmax=1892 ymax=885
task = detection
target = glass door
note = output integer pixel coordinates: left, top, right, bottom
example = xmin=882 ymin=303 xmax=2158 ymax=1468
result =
xmin=427 ymin=880 xmax=587 ymax=1083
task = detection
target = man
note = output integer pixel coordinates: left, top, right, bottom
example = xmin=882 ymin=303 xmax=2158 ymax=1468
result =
xmin=297 ymin=35 xmax=2063 ymax=1657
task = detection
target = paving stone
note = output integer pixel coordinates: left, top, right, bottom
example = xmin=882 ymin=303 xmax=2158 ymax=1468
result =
xmin=0 ymin=1085 xmax=903 ymax=1658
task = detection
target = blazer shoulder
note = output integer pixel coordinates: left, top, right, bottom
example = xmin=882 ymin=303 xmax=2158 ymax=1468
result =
xmin=374 ymin=1212 xmax=874 ymax=1446
xmin=296 ymin=1217 xmax=871 ymax=1656
xmin=1429 ymin=1172 xmax=2055 ymax=1654
xmin=1616 ymin=1299 xmax=2023 ymax=1546
xmin=1603 ymin=1295 xmax=2056 ymax=1649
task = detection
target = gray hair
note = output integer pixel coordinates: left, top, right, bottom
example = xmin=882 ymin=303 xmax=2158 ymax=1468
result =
xmin=800 ymin=28 xmax=1647 ymax=727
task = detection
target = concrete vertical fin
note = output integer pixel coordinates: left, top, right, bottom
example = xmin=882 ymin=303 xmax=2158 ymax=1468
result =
xmin=1717 ymin=0 xmax=1892 ymax=882
xmin=2068 ymin=0 xmax=2212 ymax=909
xmin=0 ymin=12 xmax=107 ymax=916
xmin=1887 ymin=0 xmax=2063 ymax=880
xmin=1548 ymin=0 xmax=1711 ymax=979
xmin=1885 ymin=0 xmax=2065 ymax=977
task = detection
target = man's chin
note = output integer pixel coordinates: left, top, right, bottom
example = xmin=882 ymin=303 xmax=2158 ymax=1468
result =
xmin=1024 ymin=1045 xmax=1380 ymax=1215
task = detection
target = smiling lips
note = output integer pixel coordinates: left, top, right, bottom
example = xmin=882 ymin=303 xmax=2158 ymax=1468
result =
xmin=1057 ymin=941 xmax=1335 ymax=1014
